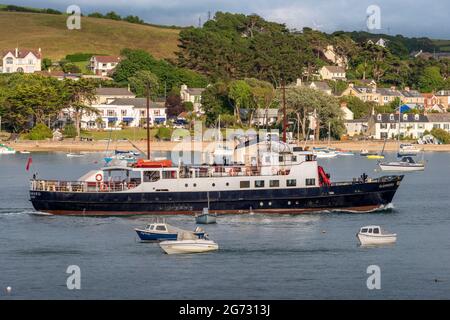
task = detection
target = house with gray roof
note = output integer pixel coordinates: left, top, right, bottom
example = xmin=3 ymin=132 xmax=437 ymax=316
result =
xmin=180 ymin=84 xmax=207 ymax=114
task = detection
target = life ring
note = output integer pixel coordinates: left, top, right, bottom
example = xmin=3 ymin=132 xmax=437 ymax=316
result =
xmin=100 ymin=183 xmax=107 ymax=191
xmin=95 ymin=174 xmax=103 ymax=182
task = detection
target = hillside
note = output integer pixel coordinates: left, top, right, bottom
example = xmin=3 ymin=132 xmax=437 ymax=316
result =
xmin=0 ymin=11 xmax=180 ymax=60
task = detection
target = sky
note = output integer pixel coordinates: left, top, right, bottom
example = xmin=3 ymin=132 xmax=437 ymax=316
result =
xmin=4 ymin=0 xmax=450 ymax=38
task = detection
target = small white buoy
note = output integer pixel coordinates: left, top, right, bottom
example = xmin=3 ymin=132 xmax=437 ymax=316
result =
xmin=6 ymin=286 xmax=12 ymax=294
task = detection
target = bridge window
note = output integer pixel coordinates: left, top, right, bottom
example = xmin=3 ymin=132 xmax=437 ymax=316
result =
xmin=143 ymin=171 xmax=160 ymax=182
xmin=306 ymin=178 xmax=316 ymax=186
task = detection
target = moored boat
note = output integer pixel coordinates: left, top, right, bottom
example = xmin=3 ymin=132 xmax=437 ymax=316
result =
xmin=159 ymin=232 xmax=219 ymax=254
xmin=134 ymin=221 xmax=206 ymax=241
xmin=195 ymin=208 xmax=217 ymax=224
xmin=29 ymin=144 xmax=404 ymax=216
xmin=397 ymin=144 xmax=421 ymax=157
xmin=357 ymin=226 xmax=397 ymax=246
xmin=378 ymin=156 xmax=425 ymax=172
xmin=0 ymin=144 xmax=16 ymax=154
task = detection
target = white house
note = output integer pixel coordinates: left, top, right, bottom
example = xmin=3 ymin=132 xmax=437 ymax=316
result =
xmin=319 ymin=66 xmax=346 ymax=81
xmin=180 ymin=84 xmax=206 ymax=114
xmin=340 ymin=104 xmax=354 ymax=121
xmin=369 ymin=113 xmax=450 ymax=140
xmin=90 ymin=56 xmax=121 ymax=76
xmin=1 ymin=48 xmax=42 ymax=73
xmin=295 ymin=79 xmax=332 ymax=95
xmin=82 ymin=98 xmax=167 ymax=129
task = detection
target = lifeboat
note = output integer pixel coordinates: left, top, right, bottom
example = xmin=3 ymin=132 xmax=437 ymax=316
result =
xmin=134 ymin=159 xmax=173 ymax=168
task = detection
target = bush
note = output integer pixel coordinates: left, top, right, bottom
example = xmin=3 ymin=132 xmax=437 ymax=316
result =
xmin=431 ymin=128 xmax=450 ymax=144
xmin=63 ymin=124 xmax=77 ymax=138
xmin=155 ymin=127 xmax=172 ymax=141
xmin=65 ymin=53 xmax=97 ymax=63
xmin=26 ymin=124 xmax=53 ymax=140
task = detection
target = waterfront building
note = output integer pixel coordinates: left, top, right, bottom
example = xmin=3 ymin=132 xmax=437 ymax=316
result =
xmin=180 ymin=84 xmax=206 ymax=114
xmin=90 ymin=56 xmax=121 ymax=76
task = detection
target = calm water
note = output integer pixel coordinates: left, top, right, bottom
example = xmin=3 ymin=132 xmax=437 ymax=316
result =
xmin=1 ymin=151 xmax=450 ymax=299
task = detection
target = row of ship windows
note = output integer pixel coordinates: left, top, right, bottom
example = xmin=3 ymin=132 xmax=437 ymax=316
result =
xmin=183 ymin=179 xmax=316 ymax=188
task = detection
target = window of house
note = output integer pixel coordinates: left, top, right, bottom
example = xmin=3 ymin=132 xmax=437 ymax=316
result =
xmin=255 ymin=180 xmax=265 ymax=188
xmin=380 ymin=123 xmax=388 ymax=129
xmin=28 ymin=59 xmax=34 ymax=65
xmin=6 ymin=57 xmax=13 ymax=64
xmin=107 ymin=110 xmax=116 ymax=117
xmin=415 ymin=114 xmax=420 ymax=121
xmin=381 ymin=132 xmax=388 ymax=139
xmin=121 ymin=110 xmax=127 ymax=116
xmin=444 ymin=124 xmax=450 ymax=130
xmin=270 ymin=180 xmax=279 ymax=187
xmin=389 ymin=114 xmax=394 ymax=120
xmin=433 ymin=124 xmax=440 ymax=129
xmin=390 ymin=123 xmax=396 ymax=129
xmin=306 ymin=179 xmax=316 ymax=186
xmin=403 ymin=114 xmax=408 ymax=121
xmin=240 ymin=181 xmax=250 ymax=188
xmin=154 ymin=110 xmax=161 ymax=116
xmin=140 ymin=110 xmax=145 ymax=116
xmin=418 ymin=124 xmax=424 ymax=129
xmin=377 ymin=114 xmax=382 ymax=121
xmin=287 ymin=179 xmax=297 ymax=187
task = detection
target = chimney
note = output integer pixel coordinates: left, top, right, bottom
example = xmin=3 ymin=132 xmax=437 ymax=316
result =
xmin=15 ymin=48 xmax=18 ymax=58
xmin=371 ymin=107 xmax=375 ymax=116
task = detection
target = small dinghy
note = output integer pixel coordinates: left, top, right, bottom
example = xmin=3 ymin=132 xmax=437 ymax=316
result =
xmin=379 ymin=156 xmax=425 ymax=172
xmin=135 ymin=221 xmax=206 ymax=242
xmin=0 ymin=144 xmax=16 ymax=154
xmin=159 ymin=232 xmax=219 ymax=255
xmin=357 ymin=226 xmax=397 ymax=246
xmin=195 ymin=207 xmax=217 ymax=224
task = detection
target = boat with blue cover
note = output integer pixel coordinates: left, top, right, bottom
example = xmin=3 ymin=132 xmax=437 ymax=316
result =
xmin=134 ymin=221 xmax=206 ymax=242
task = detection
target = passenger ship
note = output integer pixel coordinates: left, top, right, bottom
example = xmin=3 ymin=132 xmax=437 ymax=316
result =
xmin=29 ymin=142 xmax=403 ymax=216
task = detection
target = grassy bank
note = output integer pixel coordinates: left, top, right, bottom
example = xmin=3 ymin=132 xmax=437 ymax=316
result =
xmin=81 ymin=128 xmax=159 ymax=141
xmin=0 ymin=11 xmax=180 ymax=60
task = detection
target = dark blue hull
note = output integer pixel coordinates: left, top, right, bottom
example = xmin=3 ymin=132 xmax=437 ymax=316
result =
xmin=135 ymin=229 xmax=206 ymax=241
xmin=30 ymin=176 xmax=403 ymax=216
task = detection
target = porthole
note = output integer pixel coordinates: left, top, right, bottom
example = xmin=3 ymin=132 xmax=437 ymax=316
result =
xmin=259 ymin=202 xmax=264 ymax=207
xmin=226 ymin=183 xmax=229 ymax=186
xmin=295 ymin=201 xmax=299 ymax=205
xmin=193 ymin=183 xmax=197 ymax=187
xmin=185 ymin=184 xmax=188 ymax=187
xmin=212 ymin=183 xmax=216 ymax=187
xmin=288 ymin=201 xmax=291 ymax=205
xmin=268 ymin=202 xmax=272 ymax=206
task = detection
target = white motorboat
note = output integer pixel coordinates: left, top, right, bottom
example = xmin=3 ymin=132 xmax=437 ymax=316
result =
xmin=159 ymin=232 xmax=219 ymax=254
xmin=314 ymin=150 xmax=338 ymax=159
xmin=378 ymin=156 xmax=425 ymax=172
xmin=357 ymin=226 xmax=397 ymax=246
xmin=398 ymin=144 xmax=421 ymax=156
xmin=0 ymin=144 xmax=16 ymax=154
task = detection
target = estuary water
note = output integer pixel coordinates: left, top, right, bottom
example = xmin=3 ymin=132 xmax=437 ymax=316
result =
xmin=0 ymin=151 xmax=450 ymax=299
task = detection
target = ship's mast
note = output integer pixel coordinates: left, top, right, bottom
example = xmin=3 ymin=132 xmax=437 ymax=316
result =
xmin=146 ymin=83 xmax=151 ymax=160
xmin=282 ymin=78 xmax=287 ymax=143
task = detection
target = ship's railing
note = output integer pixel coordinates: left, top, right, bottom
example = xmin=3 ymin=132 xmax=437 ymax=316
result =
xmin=30 ymin=180 xmax=140 ymax=193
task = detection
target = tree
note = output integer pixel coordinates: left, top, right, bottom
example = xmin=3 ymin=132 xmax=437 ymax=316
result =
xmin=418 ymin=66 xmax=445 ymax=92
xmin=228 ymin=80 xmax=253 ymax=124
xmin=165 ymin=94 xmax=184 ymax=118
xmin=128 ymin=70 xmax=160 ymax=97
xmin=63 ymin=79 xmax=98 ymax=139
xmin=244 ymin=78 xmax=275 ymax=127
xmin=201 ymin=82 xmax=234 ymax=126
xmin=42 ymin=58 xmax=52 ymax=71
xmin=283 ymin=87 xmax=344 ymax=140
xmin=340 ymin=96 xmax=376 ymax=119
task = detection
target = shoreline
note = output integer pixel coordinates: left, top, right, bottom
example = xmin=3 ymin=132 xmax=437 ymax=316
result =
xmin=3 ymin=140 xmax=450 ymax=153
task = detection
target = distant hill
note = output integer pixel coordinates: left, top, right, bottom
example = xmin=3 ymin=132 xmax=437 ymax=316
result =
xmin=0 ymin=11 xmax=180 ymax=60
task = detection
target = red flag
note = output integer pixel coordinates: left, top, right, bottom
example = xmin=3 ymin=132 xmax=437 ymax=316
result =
xmin=26 ymin=156 xmax=32 ymax=171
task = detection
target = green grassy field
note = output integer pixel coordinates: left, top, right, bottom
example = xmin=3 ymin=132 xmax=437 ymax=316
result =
xmin=0 ymin=11 xmax=180 ymax=60
xmin=432 ymin=39 xmax=450 ymax=52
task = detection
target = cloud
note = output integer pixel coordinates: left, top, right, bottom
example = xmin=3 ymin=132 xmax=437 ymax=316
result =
xmin=5 ymin=0 xmax=450 ymax=38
